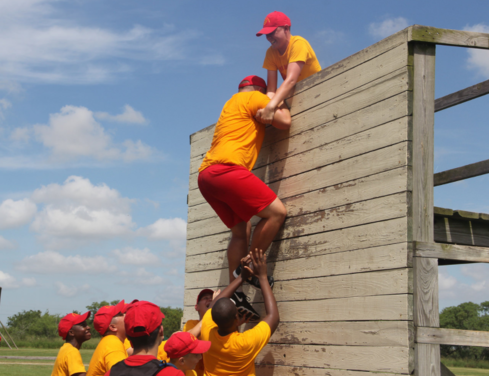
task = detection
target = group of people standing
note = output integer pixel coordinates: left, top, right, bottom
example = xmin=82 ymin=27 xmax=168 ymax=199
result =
xmin=52 ymin=10 xmax=320 ymax=376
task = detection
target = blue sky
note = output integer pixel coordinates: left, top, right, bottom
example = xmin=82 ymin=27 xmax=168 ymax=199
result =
xmin=0 ymin=0 xmax=488 ymax=323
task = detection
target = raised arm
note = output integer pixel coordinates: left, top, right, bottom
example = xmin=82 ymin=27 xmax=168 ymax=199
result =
xmin=208 ymin=267 xmax=250 ymax=309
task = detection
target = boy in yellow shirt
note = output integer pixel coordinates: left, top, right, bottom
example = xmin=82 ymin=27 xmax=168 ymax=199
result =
xmin=87 ymin=301 xmax=128 ymax=376
xmin=200 ymin=248 xmax=279 ymax=376
xmin=256 ymin=11 xmax=321 ymax=123
xmin=52 ymin=311 xmax=92 ymax=376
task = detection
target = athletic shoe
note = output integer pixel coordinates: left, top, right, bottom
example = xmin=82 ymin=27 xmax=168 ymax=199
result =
xmin=233 ymin=264 xmax=274 ymax=290
xmin=230 ymin=291 xmax=260 ymax=321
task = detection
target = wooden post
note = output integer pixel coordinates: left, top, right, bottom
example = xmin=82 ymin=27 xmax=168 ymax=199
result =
xmin=412 ymin=41 xmax=439 ymax=376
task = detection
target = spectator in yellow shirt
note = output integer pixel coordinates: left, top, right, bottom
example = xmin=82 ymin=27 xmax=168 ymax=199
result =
xmin=87 ymin=301 xmax=128 ymax=376
xmin=256 ymin=11 xmax=321 ymax=123
xmin=52 ymin=311 xmax=92 ymax=376
xmin=200 ymin=248 xmax=279 ymax=376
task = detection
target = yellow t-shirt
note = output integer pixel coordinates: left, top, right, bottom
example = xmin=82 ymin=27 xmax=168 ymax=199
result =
xmin=200 ymin=309 xmax=271 ymax=376
xmin=183 ymin=320 xmax=205 ymax=376
xmin=157 ymin=340 xmax=170 ymax=362
xmin=263 ymin=35 xmax=321 ymax=82
xmin=52 ymin=343 xmax=86 ymax=376
xmin=86 ymin=335 xmax=127 ymax=376
xmin=199 ymin=91 xmax=270 ymax=173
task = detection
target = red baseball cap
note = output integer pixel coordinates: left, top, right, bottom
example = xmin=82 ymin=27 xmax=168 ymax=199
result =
xmin=239 ymin=75 xmax=267 ymax=89
xmin=164 ymin=332 xmax=211 ymax=358
xmin=58 ymin=311 xmax=91 ymax=340
xmin=124 ymin=301 xmax=165 ymax=337
xmin=94 ymin=300 xmax=126 ymax=335
xmin=256 ymin=11 xmax=291 ymax=36
xmin=196 ymin=289 xmax=213 ymax=305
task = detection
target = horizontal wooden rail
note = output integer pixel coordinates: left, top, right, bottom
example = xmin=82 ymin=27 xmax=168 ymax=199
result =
xmin=434 ymin=159 xmax=489 ymax=186
xmin=409 ymin=25 xmax=489 ymax=49
xmin=414 ymin=241 xmax=489 ymax=262
xmin=435 ymin=79 xmax=489 ymax=112
xmin=417 ymin=327 xmax=489 ymax=347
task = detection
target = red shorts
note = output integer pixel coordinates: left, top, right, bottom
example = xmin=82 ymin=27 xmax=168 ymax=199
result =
xmin=198 ymin=164 xmax=277 ymax=228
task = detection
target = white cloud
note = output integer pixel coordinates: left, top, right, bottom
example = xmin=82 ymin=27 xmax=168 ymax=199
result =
xmin=32 ymin=105 xmax=154 ymax=163
xmin=55 ymin=281 xmax=90 ymax=297
xmin=137 ymin=218 xmax=187 ymax=241
xmin=369 ymin=17 xmax=409 ymax=39
xmin=439 ymin=271 xmax=457 ymax=290
xmin=154 ymin=284 xmax=184 ymax=307
xmin=120 ymin=268 xmax=166 ymax=285
xmin=464 ymin=24 xmax=489 ymax=78
xmin=17 ymin=250 xmax=117 ymax=274
xmin=439 ymin=264 xmax=489 ymax=306
xmin=95 ymin=105 xmax=147 ymax=124
xmin=0 ymin=235 xmax=16 ymax=250
xmin=0 ymin=198 xmax=37 ymax=229
xmin=22 ymin=277 xmax=37 ymax=287
xmin=0 ymin=80 xmax=23 ymax=94
xmin=10 ymin=127 xmax=30 ymax=142
xmin=0 ymin=98 xmax=12 ymax=120
xmin=30 ymin=176 xmax=136 ymax=248
xmin=0 ymin=270 xmax=36 ymax=288
xmin=112 ymin=247 xmax=160 ymax=266
xmin=315 ymin=29 xmax=346 ymax=45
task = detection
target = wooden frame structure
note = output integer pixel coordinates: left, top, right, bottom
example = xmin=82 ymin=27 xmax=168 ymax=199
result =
xmin=184 ymin=25 xmax=489 ymax=376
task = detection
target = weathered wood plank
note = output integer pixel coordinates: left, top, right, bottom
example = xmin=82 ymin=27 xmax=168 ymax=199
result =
xmin=416 ymin=343 xmax=441 ymax=376
xmin=408 ymin=25 xmax=489 ymax=49
xmin=184 ymin=294 xmax=413 ymax=322
xmin=189 ymin=123 xmax=215 ymax=144
xmin=434 ymin=159 xmax=489 ymax=186
xmin=435 ymin=79 xmax=489 ymax=112
xmin=414 ymin=241 xmax=489 ymax=263
xmin=414 ymin=257 xmax=439 ymax=328
xmin=417 ymin=327 xmax=489 ymax=347
xmin=185 ymin=268 xmax=412 ymax=306
xmin=256 ymin=365 xmax=403 ymax=376
xmin=256 ymin=343 xmax=413 ymax=374
xmin=287 ymin=43 xmax=409 ymax=115
xmin=188 ymin=140 xmax=411 ymax=207
xmin=434 ymin=214 xmax=489 ymax=247
xmin=189 ymin=92 xmax=411 ymax=175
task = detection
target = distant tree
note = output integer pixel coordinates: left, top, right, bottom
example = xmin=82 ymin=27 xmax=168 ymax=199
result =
xmin=160 ymin=307 xmax=183 ymax=339
xmin=7 ymin=310 xmax=60 ymax=339
xmin=440 ymin=301 xmax=489 ymax=359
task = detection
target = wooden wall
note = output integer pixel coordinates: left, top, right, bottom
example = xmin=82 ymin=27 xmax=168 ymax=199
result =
xmin=185 ymin=28 xmax=416 ymax=375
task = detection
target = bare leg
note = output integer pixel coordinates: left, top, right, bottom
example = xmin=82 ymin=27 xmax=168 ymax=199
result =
xmin=228 ymin=221 xmax=251 ymax=283
xmin=249 ymin=197 xmax=287 ymax=254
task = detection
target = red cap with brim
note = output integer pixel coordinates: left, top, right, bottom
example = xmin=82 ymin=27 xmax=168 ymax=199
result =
xmin=94 ymin=300 xmax=126 ymax=335
xmin=239 ymin=75 xmax=267 ymax=89
xmin=256 ymin=11 xmax=291 ymax=36
xmin=196 ymin=289 xmax=213 ymax=305
xmin=164 ymin=332 xmax=211 ymax=358
xmin=58 ymin=311 xmax=91 ymax=340
xmin=124 ymin=301 xmax=165 ymax=337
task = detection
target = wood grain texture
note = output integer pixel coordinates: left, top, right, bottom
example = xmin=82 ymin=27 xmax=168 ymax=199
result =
xmin=256 ymin=365 xmax=404 ymax=376
xmin=416 ymin=343 xmax=441 ymax=376
xmin=256 ymin=343 xmax=413 ymax=374
xmin=434 ymin=159 xmax=489 ymax=186
xmin=408 ymin=25 xmax=489 ymax=49
xmin=414 ymin=257 xmax=439 ymax=327
xmin=417 ymin=327 xmax=489 ymax=347
xmin=435 ymin=79 xmax=489 ymax=112
xmin=414 ymin=241 xmax=489 ymax=262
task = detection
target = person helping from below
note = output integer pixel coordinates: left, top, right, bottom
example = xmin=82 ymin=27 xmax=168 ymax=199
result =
xmin=52 ymin=311 xmax=92 ymax=376
xmin=198 ymin=75 xmax=291 ymax=320
xmin=200 ymin=248 xmax=279 ymax=376
xmin=257 ymin=11 xmax=321 ymax=123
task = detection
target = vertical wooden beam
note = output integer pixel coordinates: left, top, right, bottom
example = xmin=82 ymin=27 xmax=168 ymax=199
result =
xmin=411 ymin=41 xmax=439 ymax=376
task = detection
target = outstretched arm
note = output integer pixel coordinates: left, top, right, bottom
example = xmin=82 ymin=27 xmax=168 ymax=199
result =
xmin=209 ymin=260 xmax=251 ymax=309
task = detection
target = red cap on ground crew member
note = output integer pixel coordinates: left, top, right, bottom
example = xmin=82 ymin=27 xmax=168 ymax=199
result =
xmin=58 ymin=311 xmax=91 ymax=340
xmin=124 ymin=301 xmax=165 ymax=337
xmin=238 ymin=75 xmax=267 ymax=89
xmin=196 ymin=289 xmax=214 ymax=304
xmin=164 ymin=332 xmax=211 ymax=359
xmin=256 ymin=11 xmax=291 ymax=36
xmin=93 ymin=300 xmax=126 ymax=335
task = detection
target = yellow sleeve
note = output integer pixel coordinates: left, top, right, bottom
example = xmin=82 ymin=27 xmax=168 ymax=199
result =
xmin=262 ymin=48 xmax=277 ymax=71
xmin=247 ymin=92 xmax=271 ymax=118
xmin=288 ymin=38 xmax=311 ymax=64
xmin=67 ymin=350 xmax=87 ymax=376
xmin=241 ymin=321 xmax=271 ymax=356
xmin=200 ymin=309 xmax=217 ymax=341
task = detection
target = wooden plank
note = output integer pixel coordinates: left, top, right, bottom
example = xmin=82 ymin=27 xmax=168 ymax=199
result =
xmin=287 ymin=43 xmax=409 ymax=115
xmin=416 ymin=344 xmax=441 ymax=376
xmin=434 ymin=159 xmax=489 ymax=186
xmin=255 ymin=343 xmax=413 ymax=374
xmin=188 ymin=165 xmax=410 ymax=224
xmin=417 ymin=327 xmax=489 ymax=347
xmin=256 ymin=365 xmax=404 ymax=376
xmin=187 ymin=212 xmax=409 ymax=259
xmin=189 ymin=92 xmax=412 ymax=175
xmin=435 ymin=79 xmax=489 ymax=112
xmin=188 ymin=140 xmax=411 ymax=207
xmin=268 ymin=321 xmax=413 ymax=347
xmin=408 ymin=25 xmax=489 ymax=49
xmin=188 ymin=66 xmax=412 ymax=187
xmin=184 ymin=294 xmax=413 ymax=322
xmin=414 ymin=257 xmax=439 ymax=328
xmin=190 ymin=123 xmax=215 ymax=144
xmin=434 ymin=214 xmax=489 ymax=247
xmin=414 ymin=241 xmax=489 ymax=262
xmin=185 ymin=268 xmax=412 ymax=305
